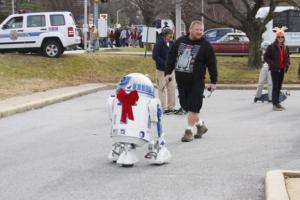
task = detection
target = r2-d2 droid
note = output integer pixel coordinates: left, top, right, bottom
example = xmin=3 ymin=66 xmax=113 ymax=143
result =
xmin=107 ymin=73 xmax=171 ymax=167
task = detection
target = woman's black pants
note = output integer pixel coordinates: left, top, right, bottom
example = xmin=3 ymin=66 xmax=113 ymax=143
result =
xmin=271 ymin=69 xmax=285 ymax=105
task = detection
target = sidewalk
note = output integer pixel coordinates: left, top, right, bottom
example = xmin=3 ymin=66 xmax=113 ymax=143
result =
xmin=0 ymin=83 xmax=110 ymax=118
xmin=266 ymin=170 xmax=300 ymax=200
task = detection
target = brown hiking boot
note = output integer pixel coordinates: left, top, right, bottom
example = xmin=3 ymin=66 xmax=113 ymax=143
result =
xmin=181 ymin=129 xmax=193 ymax=142
xmin=194 ymin=124 xmax=208 ymax=139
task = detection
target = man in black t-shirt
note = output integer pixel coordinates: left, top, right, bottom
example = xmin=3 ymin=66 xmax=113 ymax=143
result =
xmin=165 ymin=20 xmax=218 ymax=142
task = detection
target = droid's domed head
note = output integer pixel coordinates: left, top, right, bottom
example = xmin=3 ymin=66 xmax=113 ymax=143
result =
xmin=117 ymin=73 xmax=155 ymax=98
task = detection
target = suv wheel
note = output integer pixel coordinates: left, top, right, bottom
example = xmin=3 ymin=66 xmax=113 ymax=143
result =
xmin=42 ymin=40 xmax=63 ymax=58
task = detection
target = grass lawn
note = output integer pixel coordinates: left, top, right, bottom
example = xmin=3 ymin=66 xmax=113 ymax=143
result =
xmin=0 ymin=52 xmax=299 ymax=100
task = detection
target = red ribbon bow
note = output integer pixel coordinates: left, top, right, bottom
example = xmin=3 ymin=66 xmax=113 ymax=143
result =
xmin=117 ymin=89 xmax=139 ymax=123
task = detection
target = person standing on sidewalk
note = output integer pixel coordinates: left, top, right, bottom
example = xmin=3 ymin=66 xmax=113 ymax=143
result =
xmin=264 ymin=28 xmax=290 ymax=111
xmin=108 ymin=30 xmax=115 ymax=48
xmin=89 ymin=25 xmax=98 ymax=52
xmin=120 ymin=29 xmax=127 ymax=47
xmin=254 ymin=41 xmax=272 ymax=102
xmin=152 ymin=28 xmax=176 ymax=114
xmin=130 ymin=28 xmax=138 ymax=48
xmin=165 ymin=20 xmax=218 ymax=142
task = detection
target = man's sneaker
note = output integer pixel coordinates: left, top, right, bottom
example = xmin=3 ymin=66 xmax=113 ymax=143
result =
xmin=163 ymin=109 xmax=172 ymax=115
xmin=273 ymin=104 xmax=284 ymax=111
xmin=181 ymin=129 xmax=193 ymax=142
xmin=164 ymin=109 xmax=176 ymax=115
xmin=254 ymin=97 xmax=260 ymax=103
xmin=194 ymin=124 xmax=208 ymax=139
xmin=174 ymin=108 xmax=187 ymax=115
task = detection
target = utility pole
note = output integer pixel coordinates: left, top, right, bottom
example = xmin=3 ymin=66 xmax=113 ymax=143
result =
xmin=175 ymin=0 xmax=182 ymax=39
xmin=84 ymin=0 xmax=88 ymax=50
xmin=94 ymin=0 xmax=99 ymax=27
xmin=12 ymin=0 xmax=15 ymax=14
xmin=201 ymin=0 xmax=204 ymax=24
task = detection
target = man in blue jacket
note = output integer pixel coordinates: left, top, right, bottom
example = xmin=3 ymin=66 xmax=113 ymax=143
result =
xmin=152 ymin=28 xmax=176 ymax=114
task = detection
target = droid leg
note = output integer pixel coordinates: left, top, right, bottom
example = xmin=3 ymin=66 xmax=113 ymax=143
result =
xmin=108 ymin=143 xmax=139 ymax=166
xmin=108 ymin=143 xmax=122 ymax=163
xmin=146 ymin=99 xmax=172 ymax=165
xmin=145 ymin=139 xmax=171 ymax=165
xmin=114 ymin=143 xmax=139 ymax=167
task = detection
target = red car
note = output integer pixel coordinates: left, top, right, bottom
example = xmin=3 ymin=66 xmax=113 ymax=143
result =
xmin=211 ymin=33 xmax=249 ymax=56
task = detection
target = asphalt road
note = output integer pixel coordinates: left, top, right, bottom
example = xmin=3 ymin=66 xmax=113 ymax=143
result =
xmin=0 ymin=90 xmax=300 ymax=200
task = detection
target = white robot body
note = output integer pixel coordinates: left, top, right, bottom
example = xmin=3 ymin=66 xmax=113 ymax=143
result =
xmin=107 ymin=73 xmax=171 ymax=166
xmin=110 ymin=95 xmax=151 ymax=146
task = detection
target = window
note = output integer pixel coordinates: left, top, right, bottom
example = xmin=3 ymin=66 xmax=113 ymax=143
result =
xmin=205 ymin=30 xmax=217 ymax=38
xmin=273 ymin=10 xmax=300 ymax=32
xmin=50 ymin=15 xmax=65 ymax=26
xmin=223 ymin=36 xmax=231 ymax=42
xmin=273 ymin=11 xmax=288 ymax=29
xmin=227 ymin=36 xmax=239 ymax=42
xmin=27 ymin=15 xmax=45 ymax=28
xmin=4 ymin=17 xmax=23 ymax=29
xmin=217 ymin=29 xmax=232 ymax=37
xmin=288 ymin=10 xmax=300 ymax=32
xmin=240 ymin=36 xmax=249 ymax=42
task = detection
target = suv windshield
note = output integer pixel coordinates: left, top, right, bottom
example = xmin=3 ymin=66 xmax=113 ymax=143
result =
xmin=5 ymin=16 xmax=23 ymax=29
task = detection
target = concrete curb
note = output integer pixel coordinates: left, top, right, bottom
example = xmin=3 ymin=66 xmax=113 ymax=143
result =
xmin=214 ymin=84 xmax=300 ymax=90
xmin=0 ymin=84 xmax=111 ymax=119
xmin=265 ymin=170 xmax=300 ymax=200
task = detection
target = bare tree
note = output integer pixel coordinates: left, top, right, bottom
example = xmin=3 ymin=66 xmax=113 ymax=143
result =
xmin=193 ymin=0 xmax=300 ymax=68
xmin=36 ymin=0 xmax=83 ymax=18
xmin=129 ymin=0 xmax=173 ymax=25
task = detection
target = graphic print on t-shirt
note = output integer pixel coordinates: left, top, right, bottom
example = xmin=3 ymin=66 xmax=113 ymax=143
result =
xmin=175 ymin=43 xmax=201 ymax=73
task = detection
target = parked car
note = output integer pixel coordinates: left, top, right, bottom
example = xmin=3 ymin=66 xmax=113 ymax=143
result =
xmin=211 ymin=33 xmax=249 ymax=56
xmin=204 ymin=28 xmax=236 ymax=42
xmin=0 ymin=11 xmax=80 ymax=57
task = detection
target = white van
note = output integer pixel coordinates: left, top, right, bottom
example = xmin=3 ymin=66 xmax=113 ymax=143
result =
xmin=0 ymin=11 xmax=80 ymax=57
xmin=256 ymin=6 xmax=300 ymax=51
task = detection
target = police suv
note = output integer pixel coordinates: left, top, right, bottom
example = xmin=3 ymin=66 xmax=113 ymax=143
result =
xmin=0 ymin=12 xmax=80 ymax=57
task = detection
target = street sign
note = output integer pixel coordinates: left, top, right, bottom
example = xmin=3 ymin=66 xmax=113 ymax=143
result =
xmin=142 ymin=27 xmax=157 ymax=58
xmin=142 ymin=27 xmax=156 ymax=43
xmin=98 ymin=14 xmax=108 ymax=37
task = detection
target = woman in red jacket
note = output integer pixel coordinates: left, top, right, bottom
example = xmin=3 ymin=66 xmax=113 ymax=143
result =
xmin=264 ymin=29 xmax=290 ymax=111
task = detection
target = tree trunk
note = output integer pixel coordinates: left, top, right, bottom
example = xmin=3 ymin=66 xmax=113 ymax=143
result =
xmin=247 ymin=32 xmax=263 ymax=69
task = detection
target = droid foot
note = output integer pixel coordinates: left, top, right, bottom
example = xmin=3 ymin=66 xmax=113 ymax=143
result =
xmin=116 ymin=144 xmax=139 ymax=166
xmin=145 ymin=144 xmax=171 ymax=165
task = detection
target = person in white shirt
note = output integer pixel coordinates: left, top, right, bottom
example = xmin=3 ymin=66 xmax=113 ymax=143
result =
xmin=254 ymin=41 xmax=272 ymax=102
